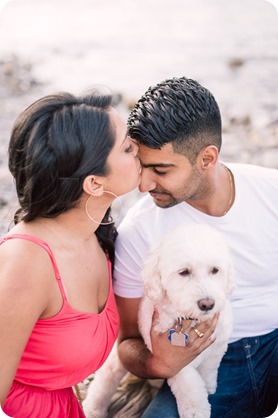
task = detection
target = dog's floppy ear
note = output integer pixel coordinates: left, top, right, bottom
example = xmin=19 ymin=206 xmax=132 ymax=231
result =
xmin=141 ymin=246 xmax=165 ymax=302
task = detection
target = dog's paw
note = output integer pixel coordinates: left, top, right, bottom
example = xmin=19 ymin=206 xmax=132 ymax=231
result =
xmin=207 ymin=387 xmax=216 ymax=395
xmin=82 ymin=396 xmax=109 ymax=418
xmin=179 ymin=411 xmax=210 ymax=418
xmin=82 ymin=404 xmax=107 ymax=418
xmin=206 ymin=381 xmax=217 ymax=394
xmin=177 ymin=400 xmax=211 ymax=418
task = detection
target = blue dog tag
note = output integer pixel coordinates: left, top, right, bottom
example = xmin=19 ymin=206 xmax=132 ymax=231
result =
xmin=168 ymin=329 xmax=189 ymax=347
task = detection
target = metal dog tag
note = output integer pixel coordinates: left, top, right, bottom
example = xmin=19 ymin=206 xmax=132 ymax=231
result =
xmin=171 ymin=331 xmax=187 ymax=346
xmin=168 ymin=329 xmax=189 ymax=347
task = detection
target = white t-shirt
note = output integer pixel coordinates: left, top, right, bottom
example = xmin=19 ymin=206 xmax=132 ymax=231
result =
xmin=113 ymin=163 xmax=278 ymax=343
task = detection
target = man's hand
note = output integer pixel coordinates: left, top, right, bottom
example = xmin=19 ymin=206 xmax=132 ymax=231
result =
xmin=147 ymin=311 xmax=218 ymax=378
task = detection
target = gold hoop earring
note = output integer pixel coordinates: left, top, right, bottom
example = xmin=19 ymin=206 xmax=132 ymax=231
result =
xmin=85 ymin=190 xmax=122 ymax=225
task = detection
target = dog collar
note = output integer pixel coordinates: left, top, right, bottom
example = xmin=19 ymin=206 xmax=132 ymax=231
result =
xmin=179 ymin=317 xmax=199 ymax=327
xmin=179 ymin=316 xmax=198 ymax=322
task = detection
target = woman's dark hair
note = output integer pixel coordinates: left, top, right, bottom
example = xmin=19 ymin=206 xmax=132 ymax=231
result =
xmin=8 ymin=89 xmax=118 ymax=263
xmin=128 ymin=77 xmax=222 ymax=163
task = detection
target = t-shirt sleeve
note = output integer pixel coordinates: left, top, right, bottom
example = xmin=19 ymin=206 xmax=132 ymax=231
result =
xmin=113 ymin=221 xmax=148 ymax=298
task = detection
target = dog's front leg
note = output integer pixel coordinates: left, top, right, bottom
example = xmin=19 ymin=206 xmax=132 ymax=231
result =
xmin=198 ymin=308 xmax=232 ymax=394
xmin=197 ymin=345 xmax=227 ymax=395
xmin=168 ymin=367 xmax=211 ymax=418
xmin=82 ymin=343 xmax=127 ymax=418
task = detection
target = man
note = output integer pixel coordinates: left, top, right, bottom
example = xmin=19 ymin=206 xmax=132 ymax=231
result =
xmin=113 ymin=77 xmax=278 ymax=417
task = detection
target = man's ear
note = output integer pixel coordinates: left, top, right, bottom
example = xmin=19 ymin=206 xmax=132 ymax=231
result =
xmin=198 ymin=145 xmax=219 ymax=169
xmin=83 ymin=175 xmax=104 ymax=197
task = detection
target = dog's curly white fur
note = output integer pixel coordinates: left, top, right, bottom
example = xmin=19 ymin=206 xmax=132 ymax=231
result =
xmin=83 ymin=223 xmax=235 ymax=418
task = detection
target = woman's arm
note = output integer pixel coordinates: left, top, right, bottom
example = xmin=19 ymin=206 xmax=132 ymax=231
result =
xmin=0 ymin=240 xmax=51 ymax=404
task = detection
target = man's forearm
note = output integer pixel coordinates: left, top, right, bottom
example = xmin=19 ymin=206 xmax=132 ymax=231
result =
xmin=117 ymin=316 xmax=219 ymax=380
xmin=117 ymin=337 xmax=165 ymax=379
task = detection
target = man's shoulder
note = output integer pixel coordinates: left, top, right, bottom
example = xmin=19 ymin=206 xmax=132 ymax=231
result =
xmin=227 ymin=162 xmax=278 ymax=180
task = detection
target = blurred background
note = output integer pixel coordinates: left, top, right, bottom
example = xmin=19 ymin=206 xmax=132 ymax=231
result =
xmin=0 ymin=0 xmax=278 ymax=233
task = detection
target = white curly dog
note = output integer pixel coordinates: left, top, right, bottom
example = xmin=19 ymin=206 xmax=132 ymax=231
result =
xmin=83 ymin=223 xmax=235 ymax=418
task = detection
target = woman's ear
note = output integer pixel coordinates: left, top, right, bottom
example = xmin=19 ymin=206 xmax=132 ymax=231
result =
xmin=198 ymin=145 xmax=219 ymax=169
xmin=83 ymin=175 xmax=104 ymax=196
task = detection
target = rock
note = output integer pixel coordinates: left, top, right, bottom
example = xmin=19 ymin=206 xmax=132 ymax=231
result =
xmin=228 ymin=58 xmax=245 ymax=70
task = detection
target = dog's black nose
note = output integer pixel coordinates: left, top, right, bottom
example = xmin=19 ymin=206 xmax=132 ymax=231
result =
xmin=198 ymin=298 xmax=215 ymax=311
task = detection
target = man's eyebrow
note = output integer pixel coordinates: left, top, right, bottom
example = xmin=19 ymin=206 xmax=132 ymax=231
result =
xmin=141 ymin=163 xmax=175 ymax=168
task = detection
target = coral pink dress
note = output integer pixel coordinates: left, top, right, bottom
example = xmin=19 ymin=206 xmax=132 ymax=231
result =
xmin=1 ymin=234 xmax=120 ymax=418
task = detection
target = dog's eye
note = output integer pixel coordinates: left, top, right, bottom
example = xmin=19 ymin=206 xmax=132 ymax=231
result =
xmin=178 ymin=268 xmax=191 ymax=277
xmin=211 ymin=267 xmax=219 ymax=275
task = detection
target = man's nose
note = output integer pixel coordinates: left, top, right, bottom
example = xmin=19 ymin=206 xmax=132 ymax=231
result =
xmin=139 ymin=170 xmax=156 ymax=193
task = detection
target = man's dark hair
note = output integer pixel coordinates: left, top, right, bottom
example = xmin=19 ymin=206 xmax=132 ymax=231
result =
xmin=128 ymin=77 xmax=222 ymax=163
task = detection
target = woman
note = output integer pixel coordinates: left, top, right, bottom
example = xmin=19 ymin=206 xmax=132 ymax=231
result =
xmin=0 ymin=89 xmax=141 ymax=417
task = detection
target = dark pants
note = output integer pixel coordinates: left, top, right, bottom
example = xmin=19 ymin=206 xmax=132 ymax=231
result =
xmin=142 ymin=329 xmax=278 ymax=418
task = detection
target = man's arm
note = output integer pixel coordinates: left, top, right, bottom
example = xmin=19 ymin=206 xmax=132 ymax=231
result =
xmin=115 ymin=295 xmax=217 ymax=379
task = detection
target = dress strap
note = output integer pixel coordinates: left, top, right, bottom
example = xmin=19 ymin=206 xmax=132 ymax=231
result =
xmin=0 ymin=234 xmax=69 ymax=301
